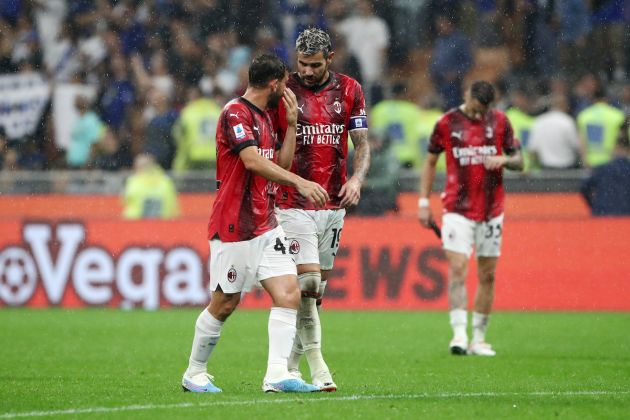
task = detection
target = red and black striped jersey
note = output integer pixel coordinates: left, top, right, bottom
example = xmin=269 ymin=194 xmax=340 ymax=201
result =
xmin=274 ymin=72 xmax=367 ymax=210
xmin=207 ymin=97 xmax=279 ymax=242
xmin=428 ymin=107 xmax=520 ymax=221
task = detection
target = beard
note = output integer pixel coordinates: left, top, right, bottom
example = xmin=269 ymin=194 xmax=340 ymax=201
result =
xmin=267 ymin=87 xmax=283 ymax=108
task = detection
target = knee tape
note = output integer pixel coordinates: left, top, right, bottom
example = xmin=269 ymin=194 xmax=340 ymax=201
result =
xmin=298 ymin=272 xmax=321 ymax=298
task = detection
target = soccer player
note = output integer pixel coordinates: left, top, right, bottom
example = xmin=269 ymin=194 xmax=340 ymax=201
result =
xmin=273 ymin=28 xmax=371 ymax=391
xmin=181 ymin=54 xmax=329 ymax=393
xmin=418 ymin=81 xmax=523 ymax=357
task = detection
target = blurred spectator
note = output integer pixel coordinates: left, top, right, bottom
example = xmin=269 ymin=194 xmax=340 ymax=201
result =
xmin=528 ymin=95 xmax=586 ymax=170
xmin=554 ymin=0 xmax=591 ymax=82
xmin=336 ymin=0 xmax=390 ymax=104
xmin=131 ymin=51 xmax=174 ymax=100
xmin=67 ymin=95 xmax=104 ymax=169
xmin=590 ymin=0 xmax=626 ymax=82
xmin=370 ymin=83 xmax=422 ymax=168
xmin=123 ymin=153 xmax=179 ymax=220
xmin=88 ymin=127 xmax=133 ymax=171
xmin=429 ymin=14 xmax=473 ymax=110
xmin=172 ymin=87 xmax=222 ymax=172
xmin=577 ymin=85 xmax=625 ymax=167
xmin=505 ymin=87 xmax=535 ymax=170
xmin=417 ymin=93 xmax=445 ymax=172
xmin=353 ymin=131 xmax=399 ymax=216
xmin=142 ymin=89 xmax=178 ymax=170
xmin=329 ymin=31 xmax=362 ymax=85
xmin=580 ymin=121 xmax=630 ymax=216
xmin=98 ymin=53 xmax=135 ymax=131
xmin=0 ymin=127 xmax=10 ymax=170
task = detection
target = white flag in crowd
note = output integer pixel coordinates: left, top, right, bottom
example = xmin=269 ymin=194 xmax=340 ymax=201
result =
xmin=0 ymin=73 xmax=51 ymax=140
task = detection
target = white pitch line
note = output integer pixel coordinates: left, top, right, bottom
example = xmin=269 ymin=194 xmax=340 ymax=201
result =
xmin=2 ymin=390 xmax=629 ymax=419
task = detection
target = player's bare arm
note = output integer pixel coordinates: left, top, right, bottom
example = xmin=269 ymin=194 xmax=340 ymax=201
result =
xmin=276 ymin=88 xmax=298 ymax=170
xmin=239 ymin=146 xmax=329 ymax=207
xmin=418 ymin=153 xmax=439 ymax=228
xmin=339 ymin=129 xmax=370 ymax=207
xmin=483 ymin=150 xmax=524 ymax=171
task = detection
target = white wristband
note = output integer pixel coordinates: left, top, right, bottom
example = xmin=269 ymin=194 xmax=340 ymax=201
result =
xmin=418 ymin=198 xmax=430 ymax=208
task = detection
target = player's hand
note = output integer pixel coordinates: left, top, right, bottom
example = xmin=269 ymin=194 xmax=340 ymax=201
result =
xmin=296 ymin=179 xmax=329 ymax=208
xmin=483 ymin=155 xmax=507 ymax=170
xmin=338 ymin=177 xmax=361 ymax=207
xmin=418 ymin=206 xmax=433 ymax=228
xmin=282 ymin=88 xmax=298 ymax=127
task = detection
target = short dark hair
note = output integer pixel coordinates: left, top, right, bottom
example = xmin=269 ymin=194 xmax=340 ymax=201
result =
xmin=295 ymin=27 xmax=332 ymax=58
xmin=470 ymin=80 xmax=495 ymax=106
xmin=248 ymin=54 xmax=287 ymax=88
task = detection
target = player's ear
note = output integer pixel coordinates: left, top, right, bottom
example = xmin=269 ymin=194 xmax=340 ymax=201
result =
xmin=327 ymin=51 xmax=335 ymax=63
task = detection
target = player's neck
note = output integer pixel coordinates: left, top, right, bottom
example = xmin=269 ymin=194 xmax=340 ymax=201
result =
xmin=242 ymin=88 xmax=268 ymax=111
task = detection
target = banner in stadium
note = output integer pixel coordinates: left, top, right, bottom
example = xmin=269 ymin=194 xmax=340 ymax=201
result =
xmin=1 ymin=217 xmax=629 ymax=311
xmin=0 ymin=73 xmax=50 ymax=140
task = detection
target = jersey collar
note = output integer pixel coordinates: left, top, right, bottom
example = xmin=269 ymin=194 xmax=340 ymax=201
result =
xmin=293 ymin=71 xmax=335 ymax=92
xmin=238 ymin=97 xmax=266 ymax=116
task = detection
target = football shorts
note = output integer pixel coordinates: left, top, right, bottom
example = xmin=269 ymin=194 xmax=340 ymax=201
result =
xmin=209 ymin=225 xmax=297 ymax=294
xmin=441 ymin=213 xmax=504 ymax=258
xmin=276 ymin=208 xmax=345 ymax=271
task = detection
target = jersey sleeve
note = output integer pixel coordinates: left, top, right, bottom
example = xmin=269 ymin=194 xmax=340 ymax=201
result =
xmin=349 ymin=81 xmax=368 ymax=131
xmin=224 ymin=104 xmax=256 ymax=154
xmin=427 ymin=117 xmax=447 ymax=154
xmin=501 ymin=115 xmax=521 ymax=154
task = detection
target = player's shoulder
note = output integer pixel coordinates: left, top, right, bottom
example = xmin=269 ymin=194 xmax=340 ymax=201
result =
xmin=332 ymin=72 xmax=362 ymax=90
xmin=222 ymin=98 xmax=254 ymax=120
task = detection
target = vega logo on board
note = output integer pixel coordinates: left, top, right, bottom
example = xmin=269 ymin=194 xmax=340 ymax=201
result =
xmin=0 ymin=222 xmax=208 ymax=309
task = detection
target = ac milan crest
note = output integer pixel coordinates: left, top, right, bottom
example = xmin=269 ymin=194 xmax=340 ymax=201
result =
xmin=227 ymin=267 xmax=237 ymax=282
xmin=333 ymin=99 xmax=342 ymax=114
xmin=289 ymin=240 xmax=300 ymax=254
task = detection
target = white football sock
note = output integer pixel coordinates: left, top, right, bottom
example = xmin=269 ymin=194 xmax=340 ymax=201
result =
xmin=472 ymin=312 xmax=490 ymax=343
xmin=449 ymin=309 xmax=468 ymax=340
xmin=288 ymin=334 xmax=304 ymax=372
xmin=299 ymin=296 xmax=330 ymax=378
xmin=186 ymin=309 xmax=223 ymax=377
xmin=265 ymin=307 xmax=297 ymax=382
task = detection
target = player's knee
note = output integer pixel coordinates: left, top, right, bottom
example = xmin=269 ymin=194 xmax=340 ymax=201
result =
xmin=275 ymin=285 xmax=301 ymax=309
xmin=449 ymin=263 xmax=468 ymax=280
xmin=479 ymin=270 xmax=496 ymax=286
xmin=298 ymin=272 xmax=321 ymax=298
xmin=210 ymin=295 xmax=240 ymax=321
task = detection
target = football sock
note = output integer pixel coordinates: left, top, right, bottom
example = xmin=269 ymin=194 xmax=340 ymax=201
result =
xmin=265 ymin=306 xmax=297 ymax=382
xmin=472 ymin=312 xmax=490 ymax=343
xmin=296 ymin=272 xmax=329 ymax=377
xmin=288 ymin=335 xmax=304 ymax=372
xmin=186 ymin=309 xmax=223 ymax=377
xmin=449 ymin=309 xmax=468 ymax=340
xmin=315 ymin=279 xmax=327 ymax=312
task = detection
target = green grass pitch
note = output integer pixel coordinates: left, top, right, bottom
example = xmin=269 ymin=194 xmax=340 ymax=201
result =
xmin=1 ymin=309 xmax=629 ymax=419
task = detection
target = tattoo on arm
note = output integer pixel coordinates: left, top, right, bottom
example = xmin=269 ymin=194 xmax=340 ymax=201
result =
xmin=350 ymin=129 xmax=370 ymax=184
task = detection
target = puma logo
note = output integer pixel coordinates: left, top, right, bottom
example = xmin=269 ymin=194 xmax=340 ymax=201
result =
xmin=297 ymin=104 xmax=305 ymax=114
xmin=229 ymin=112 xmax=240 ymax=118
xmin=451 ymin=131 xmax=463 ymax=140
xmin=253 ymin=126 xmax=260 ymax=133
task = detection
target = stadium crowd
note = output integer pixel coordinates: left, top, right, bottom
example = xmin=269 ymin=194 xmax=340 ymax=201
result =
xmin=0 ymin=0 xmax=628 ymax=176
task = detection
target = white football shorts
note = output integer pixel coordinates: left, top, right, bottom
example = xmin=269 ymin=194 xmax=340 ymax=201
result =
xmin=441 ymin=212 xmax=504 ymax=258
xmin=209 ymin=225 xmax=297 ymax=294
xmin=275 ymin=208 xmax=346 ymax=271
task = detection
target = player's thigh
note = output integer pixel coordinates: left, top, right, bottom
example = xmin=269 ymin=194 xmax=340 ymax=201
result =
xmin=256 ymin=226 xmax=299 ymax=304
xmin=442 ymin=212 xmax=475 ymax=258
xmin=209 ymin=239 xmax=259 ymax=294
xmin=474 ymin=214 xmax=504 ymax=257
xmin=318 ymin=209 xmax=346 ymax=271
xmin=276 ymin=208 xmax=320 ymax=266
xmin=256 ymin=225 xmax=298 ymax=283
